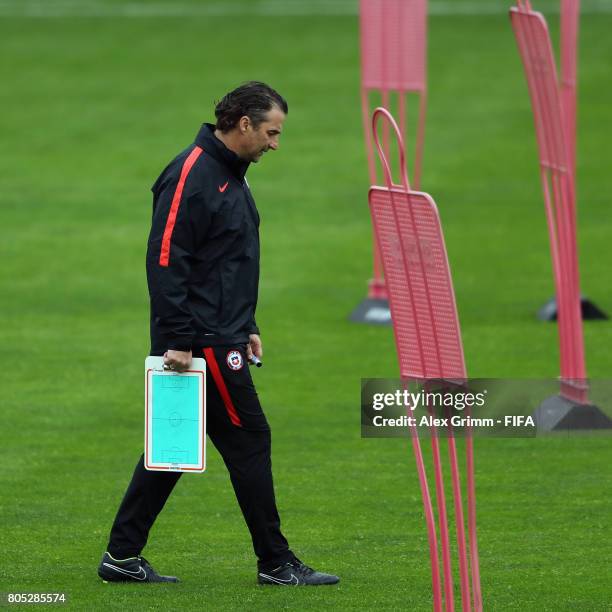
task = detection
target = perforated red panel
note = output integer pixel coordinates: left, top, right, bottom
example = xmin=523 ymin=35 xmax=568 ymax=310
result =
xmin=560 ymin=0 xmax=579 ymax=178
xmin=360 ymin=0 xmax=426 ymax=92
xmin=510 ymin=8 xmax=568 ymax=171
xmin=369 ymin=186 xmax=465 ymax=380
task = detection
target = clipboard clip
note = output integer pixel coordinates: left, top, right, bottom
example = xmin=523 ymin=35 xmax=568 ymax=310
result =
xmin=148 ymin=364 xmax=179 ymax=373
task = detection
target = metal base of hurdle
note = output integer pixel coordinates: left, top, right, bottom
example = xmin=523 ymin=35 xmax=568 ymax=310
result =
xmin=534 ymin=395 xmax=612 ymax=431
xmin=537 ymin=296 xmax=608 ymax=321
xmin=349 ymin=297 xmax=392 ymax=325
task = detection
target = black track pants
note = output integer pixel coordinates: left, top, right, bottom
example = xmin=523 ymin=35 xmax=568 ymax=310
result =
xmin=106 ymin=345 xmax=293 ymax=571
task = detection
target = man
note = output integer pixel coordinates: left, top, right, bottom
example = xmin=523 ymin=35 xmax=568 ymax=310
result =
xmin=98 ymin=82 xmax=339 ymax=587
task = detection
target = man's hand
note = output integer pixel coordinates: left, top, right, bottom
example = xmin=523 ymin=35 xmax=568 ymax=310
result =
xmin=247 ymin=334 xmax=263 ymax=362
xmin=164 ymin=349 xmax=192 ymax=372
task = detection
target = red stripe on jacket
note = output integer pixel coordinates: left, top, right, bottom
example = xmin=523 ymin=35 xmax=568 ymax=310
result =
xmin=203 ymin=348 xmax=243 ymax=427
xmin=158 ymin=146 xmax=203 ymax=267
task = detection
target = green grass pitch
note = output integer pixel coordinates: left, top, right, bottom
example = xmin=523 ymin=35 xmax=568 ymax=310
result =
xmin=1 ymin=1 xmax=611 ymax=610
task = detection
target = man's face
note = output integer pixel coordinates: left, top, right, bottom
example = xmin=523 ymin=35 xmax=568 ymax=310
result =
xmin=240 ymin=106 xmax=285 ymax=163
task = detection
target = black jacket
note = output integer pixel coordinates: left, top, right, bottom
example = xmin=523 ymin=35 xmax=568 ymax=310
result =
xmin=146 ymin=124 xmax=260 ymax=352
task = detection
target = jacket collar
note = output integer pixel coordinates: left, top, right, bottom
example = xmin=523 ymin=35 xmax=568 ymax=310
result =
xmin=195 ymin=123 xmax=250 ymax=181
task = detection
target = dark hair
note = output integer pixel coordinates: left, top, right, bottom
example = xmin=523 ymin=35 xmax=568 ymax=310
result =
xmin=215 ymin=81 xmax=288 ymax=133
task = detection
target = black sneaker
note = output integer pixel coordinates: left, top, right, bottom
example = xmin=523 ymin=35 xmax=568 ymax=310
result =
xmin=258 ymin=558 xmax=339 ymax=586
xmin=98 ymin=552 xmax=179 ymax=583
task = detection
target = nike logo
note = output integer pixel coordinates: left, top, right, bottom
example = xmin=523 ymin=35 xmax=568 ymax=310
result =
xmin=103 ymin=562 xmax=147 ymax=581
xmin=218 ymin=181 xmax=229 ymax=193
xmin=258 ymin=572 xmax=299 ymax=585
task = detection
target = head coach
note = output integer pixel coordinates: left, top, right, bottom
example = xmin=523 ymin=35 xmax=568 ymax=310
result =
xmin=97 ymin=82 xmax=339 ymax=587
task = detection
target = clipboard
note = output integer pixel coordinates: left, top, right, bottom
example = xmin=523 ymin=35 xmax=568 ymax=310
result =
xmin=144 ymin=356 xmax=206 ymax=473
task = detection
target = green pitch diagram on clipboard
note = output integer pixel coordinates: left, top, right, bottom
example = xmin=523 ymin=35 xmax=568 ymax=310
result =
xmin=144 ymin=356 xmax=206 ymax=473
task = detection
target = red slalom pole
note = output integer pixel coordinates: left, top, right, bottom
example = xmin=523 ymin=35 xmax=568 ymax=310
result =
xmin=429 ymin=417 xmax=455 ymax=611
xmin=368 ymin=107 xmax=482 ymax=610
xmin=357 ymin=0 xmax=428 ymax=306
xmin=410 ymin=419 xmax=444 ymax=612
xmin=466 ymin=432 xmax=482 ymax=611
xmin=510 ymin=1 xmax=590 ymax=404
xmin=447 ymin=433 xmax=472 ymax=611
